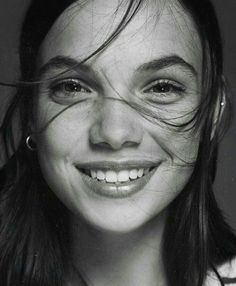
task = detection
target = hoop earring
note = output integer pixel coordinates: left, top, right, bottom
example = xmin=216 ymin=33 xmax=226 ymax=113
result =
xmin=26 ymin=135 xmax=37 ymax=151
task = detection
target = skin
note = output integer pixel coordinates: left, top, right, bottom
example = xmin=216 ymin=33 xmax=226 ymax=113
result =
xmin=34 ymin=0 xmax=203 ymax=285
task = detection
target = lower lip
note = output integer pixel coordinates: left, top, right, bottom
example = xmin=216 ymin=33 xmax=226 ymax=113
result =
xmin=77 ymin=167 xmax=158 ymax=199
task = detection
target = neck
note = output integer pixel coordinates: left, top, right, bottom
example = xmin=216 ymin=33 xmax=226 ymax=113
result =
xmin=68 ymin=212 xmax=167 ymax=286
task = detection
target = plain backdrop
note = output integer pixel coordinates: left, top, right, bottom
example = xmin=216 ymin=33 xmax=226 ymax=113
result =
xmin=0 ymin=0 xmax=235 ymax=229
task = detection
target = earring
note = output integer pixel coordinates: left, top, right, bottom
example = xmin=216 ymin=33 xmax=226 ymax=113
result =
xmin=26 ymin=135 xmax=37 ymax=151
xmin=220 ymin=101 xmax=225 ymax=107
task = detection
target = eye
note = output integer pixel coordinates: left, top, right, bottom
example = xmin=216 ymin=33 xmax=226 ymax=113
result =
xmin=50 ymin=78 xmax=92 ymax=99
xmin=142 ymin=79 xmax=186 ymax=103
xmin=144 ymin=80 xmax=185 ymax=94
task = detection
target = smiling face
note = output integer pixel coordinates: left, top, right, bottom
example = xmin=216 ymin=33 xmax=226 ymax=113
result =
xmin=34 ymin=0 xmax=202 ymax=233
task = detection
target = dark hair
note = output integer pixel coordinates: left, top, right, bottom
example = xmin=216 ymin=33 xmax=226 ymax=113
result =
xmin=0 ymin=0 xmax=236 ymax=286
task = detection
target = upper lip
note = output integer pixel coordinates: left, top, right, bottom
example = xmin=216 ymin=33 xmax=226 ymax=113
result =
xmin=75 ymin=159 xmax=161 ymax=171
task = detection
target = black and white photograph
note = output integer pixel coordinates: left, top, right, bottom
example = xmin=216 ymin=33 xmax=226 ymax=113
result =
xmin=0 ymin=0 xmax=236 ymax=285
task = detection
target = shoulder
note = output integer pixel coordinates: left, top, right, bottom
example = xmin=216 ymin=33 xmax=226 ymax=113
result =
xmin=205 ymin=258 xmax=236 ymax=286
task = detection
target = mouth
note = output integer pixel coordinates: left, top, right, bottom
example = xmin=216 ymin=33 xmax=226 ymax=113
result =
xmin=74 ymin=160 xmax=160 ymax=199
xmin=78 ymin=167 xmax=156 ymax=184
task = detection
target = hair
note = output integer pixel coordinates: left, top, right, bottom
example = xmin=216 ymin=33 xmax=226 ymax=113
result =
xmin=0 ymin=0 xmax=236 ymax=286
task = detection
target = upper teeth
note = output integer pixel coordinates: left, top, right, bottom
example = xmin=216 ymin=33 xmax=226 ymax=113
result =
xmin=89 ymin=168 xmax=150 ymax=183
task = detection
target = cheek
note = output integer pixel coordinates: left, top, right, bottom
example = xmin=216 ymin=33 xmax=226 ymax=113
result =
xmin=167 ymin=133 xmax=200 ymax=164
xmin=35 ymin=118 xmax=87 ymax=215
xmin=37 ymin=125 xmax=76 ymax=158
xmin=35 ymin=109 xmax=87 ymax=196
xmin=135 ymin=135 xmax=198 ymax=224
xmin=147 ymin=121 xmax=200 ymax=165
xmin=34 ymin=99 xmax=91 ymax=158
xmin=141 ymin=96 xmax=201 ymax=165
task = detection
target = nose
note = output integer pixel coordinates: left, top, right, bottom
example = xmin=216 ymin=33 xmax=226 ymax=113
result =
xmin=89 ymin=99 xmax=143 ymax=150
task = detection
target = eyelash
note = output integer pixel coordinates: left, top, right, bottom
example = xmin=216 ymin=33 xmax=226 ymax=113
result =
xmin=47 ymin=78 xmax=185 ymax=105
xmin=49 ymin=78 xmax=92 ymax=99
xmin=143 ymin=79 xmax=186 ymax=101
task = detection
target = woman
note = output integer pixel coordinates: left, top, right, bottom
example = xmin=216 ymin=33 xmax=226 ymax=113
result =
xmin=0 ymin=0 xmax=236 ymax=285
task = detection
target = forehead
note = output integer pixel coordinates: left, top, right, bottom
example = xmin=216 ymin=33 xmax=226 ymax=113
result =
xmin=39 ymin=0 xmax=202 ymax=73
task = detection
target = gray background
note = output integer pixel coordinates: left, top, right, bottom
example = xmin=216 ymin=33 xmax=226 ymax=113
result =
xmin=0 ymin=0 xmax=235 ymax=228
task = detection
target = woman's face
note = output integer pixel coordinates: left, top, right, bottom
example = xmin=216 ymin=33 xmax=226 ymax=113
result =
xmin=35 ymin=0 xmax=202 ymax=233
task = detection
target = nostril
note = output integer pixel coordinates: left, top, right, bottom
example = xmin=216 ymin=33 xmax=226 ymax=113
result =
xmin=89 ymin=128 xmax=143 ymax=150
xmin=92 ymin=141 xmax=113 ymax=149
xmin=90 ymin=139 xmax=139 ymax=151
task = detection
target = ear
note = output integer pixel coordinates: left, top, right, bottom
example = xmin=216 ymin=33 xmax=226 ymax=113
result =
xmin=210 ymin=83 xmax=226 ymax=140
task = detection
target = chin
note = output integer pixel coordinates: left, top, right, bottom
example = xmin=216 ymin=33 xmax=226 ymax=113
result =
xmin=74 ymin=212 xmax=161 ymax=234
xmin=68 ymin=193 xmax=168 ymax=235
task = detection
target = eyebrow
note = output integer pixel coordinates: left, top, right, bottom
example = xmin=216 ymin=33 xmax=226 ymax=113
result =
xmin=136 ymin=55 xmax=198 ymax=77
xmin=38 ymin=54 xmax=198 ymax=80
xmin=37 ymin=55 xmax=97 ymax=79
